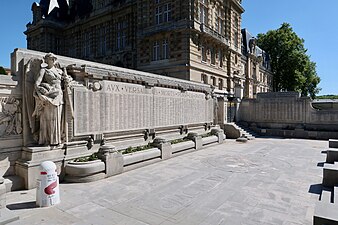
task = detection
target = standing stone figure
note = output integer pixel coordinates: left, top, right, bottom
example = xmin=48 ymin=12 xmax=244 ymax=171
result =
xmin=32 ymin=53 xmax=65 ymax=146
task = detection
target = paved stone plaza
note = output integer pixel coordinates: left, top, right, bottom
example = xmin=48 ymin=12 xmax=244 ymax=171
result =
xmin=5 ymin=138 xmax=326 ymax=225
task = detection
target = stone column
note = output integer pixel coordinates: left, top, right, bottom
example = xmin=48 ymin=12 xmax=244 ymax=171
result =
xmin=98 ymin=145 xmax=123 ymax=178
xmin=152 ymin=137 xmax=172 ymax=160
xmin=187 ymin=132 xmax=202 ymax=150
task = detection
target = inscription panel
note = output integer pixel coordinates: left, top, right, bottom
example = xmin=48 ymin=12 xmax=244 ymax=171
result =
xmin=73 ymin=81 xmax=213 ymax=136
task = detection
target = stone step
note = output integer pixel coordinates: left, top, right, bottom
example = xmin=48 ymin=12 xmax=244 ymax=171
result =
xmin=335 ymin=186 xmax=338 ymax=204
xmin=235 ymin=123 xmax=259 ymax=138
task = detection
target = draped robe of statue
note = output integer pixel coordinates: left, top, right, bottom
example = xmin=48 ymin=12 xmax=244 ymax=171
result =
xmin=33 ymin=65 xmax=64 ymax=145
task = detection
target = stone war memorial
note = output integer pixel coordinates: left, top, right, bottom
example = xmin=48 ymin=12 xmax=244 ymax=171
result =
xmin=0 ymin=48 xmax=226 ymax=194
xmin=237 ymin=92 xmax=338 ymax=140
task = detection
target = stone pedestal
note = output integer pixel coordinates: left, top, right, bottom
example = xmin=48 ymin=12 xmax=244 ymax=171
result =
xmin=16 ymin=146 xmax=65 ymax=189
xmin=152 ymin=138 xmax=172 ymax=160
xmin=99 ymin=145 xmax=123 ymax=177
xmin=211 ymin=128 xmax=225 ymax=144
xmin=0 ymin=179 xmax=19 ymax=224
xmin=187 ymin=133 xmax=202 ymax=150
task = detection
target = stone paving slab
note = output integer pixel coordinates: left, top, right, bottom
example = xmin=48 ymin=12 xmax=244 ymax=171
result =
xmin=4 ymin=138 xmax=326 ymax=225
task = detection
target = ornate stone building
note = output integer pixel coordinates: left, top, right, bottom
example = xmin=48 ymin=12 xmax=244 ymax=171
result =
xmin=25 ymin=0 xmax=271 ymax=99
xmin=241 ymin=28 xmax=273 ymax=98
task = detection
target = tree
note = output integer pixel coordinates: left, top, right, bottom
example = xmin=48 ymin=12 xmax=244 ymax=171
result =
xmin=256 ymin=23 xmax=321 ymax=98
xmin=0 ymin=66 xmax=6 ymax=75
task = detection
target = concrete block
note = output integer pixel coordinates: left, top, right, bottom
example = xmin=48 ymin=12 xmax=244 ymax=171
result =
xmin=323 ymin=164 xmax=338 ymax=188
xmin=329 ymin=139 xmax=338 ymax=149
xmin=160 ymin=142 xmax=172 ymax=160
xmin=195 ymin=136 xmax=203 ymax=150
xmin=211 ymin=128 xmax=225 ymax=144
xmin=105 ymin=151 xmax=124 ymax=177
xmin=327 ymin=148 xmax=338 ymax=163
xmin=187 ymin=132 xmax=202 ymax=150
xmin=152 ymin=138 xmax=172 ymax=160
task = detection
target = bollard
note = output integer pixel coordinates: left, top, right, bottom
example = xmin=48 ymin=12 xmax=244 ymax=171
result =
xmin=36 ymin=161 xmax=60 ymax=207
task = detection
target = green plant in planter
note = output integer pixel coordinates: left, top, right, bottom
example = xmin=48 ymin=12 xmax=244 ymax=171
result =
xmin=74 ymin=152 xmax=99 ymax=162
xmin=201 ymin=132 xmax=212 ymax=138
xmin=122 ymin=143 xmax=152 ymax=155
xmin=170 ymin=138 xmax=188 ymax=145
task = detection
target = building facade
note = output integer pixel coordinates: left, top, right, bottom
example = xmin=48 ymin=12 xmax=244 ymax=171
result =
xmin=26 ymin=0 xmax=272 ymax=99
xmin=241 ymin=28 xmax=273 ymax=98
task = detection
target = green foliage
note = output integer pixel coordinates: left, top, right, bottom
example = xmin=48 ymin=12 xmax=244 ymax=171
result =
xmin=170 ymin=138 xmax=188 ymax=144
xmin=316 ymin=95 xmax=338 ymax=99
xmin=122 ymin=143 xmax=152 ymax=155
xmin=0 ymin=66 xmax=6 ymax=75
xmin=256 ymin=23 xmax=321 ymax=98
xmin=201 ymin=132 xmax=212 ymax=138
xmin=74 ymin=152 xmax=99 ymax=162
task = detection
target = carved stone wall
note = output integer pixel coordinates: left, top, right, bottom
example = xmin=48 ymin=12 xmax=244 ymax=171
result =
xmin=238 ymin=92 xmax=338 ymax=134
xmin=0 ymin=75 xmax=22 ymax=178
xmin=73 ymin=81 xmax=213 ymax=136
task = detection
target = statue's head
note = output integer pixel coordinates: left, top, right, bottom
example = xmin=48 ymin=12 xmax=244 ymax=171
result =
xmin=44 ymin=53 xmax=57 ymax=67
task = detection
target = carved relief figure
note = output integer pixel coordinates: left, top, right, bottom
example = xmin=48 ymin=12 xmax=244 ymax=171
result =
xmin=32 ymin=53 xmax=65 ymax=145
xmin=24 ymin=53 xmax=75 ymax=146
xmin=0 ymin=98 xmax=22 ymax=136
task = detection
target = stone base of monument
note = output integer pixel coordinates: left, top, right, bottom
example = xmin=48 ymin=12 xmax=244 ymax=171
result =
xmin=0 ymin=181 xmax=19 ymax=224
xmin=16 ymin=146 xmax=65 ymax=189
xmin=329 ymin=139 xmax=338 ymax=148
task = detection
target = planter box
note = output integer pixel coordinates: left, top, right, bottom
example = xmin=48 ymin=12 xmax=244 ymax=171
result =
xmin=202 ymin=136 xmax=218 ymax=146
xmin=172 ymin=141 xmax=195 ymax=154
xmin=64 ymin=160 xmax=105 ymax=183
xmin=123 ymin=148 xmax=161 ymax=166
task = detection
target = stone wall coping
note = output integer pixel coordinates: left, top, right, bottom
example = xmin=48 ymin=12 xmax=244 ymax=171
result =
xmin=11 ymin=48 xmax=212 ymax=94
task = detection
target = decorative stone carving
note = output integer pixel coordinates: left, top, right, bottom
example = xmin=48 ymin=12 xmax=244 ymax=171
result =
xmin=0 ymin=97 xmax=22 ymax=137
xmin=24 ymin=53 xmax=74 ymax=146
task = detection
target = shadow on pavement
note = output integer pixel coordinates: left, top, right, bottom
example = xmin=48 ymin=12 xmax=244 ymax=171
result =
xmin=308 ymin=183 xmax=323 ymax=195
xmin=7 ymin=201 xmax=37 ymax=210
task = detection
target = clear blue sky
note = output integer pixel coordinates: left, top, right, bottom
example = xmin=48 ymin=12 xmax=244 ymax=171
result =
xmin=242 ymin=0 xmax=338 ymax=95
xmin=0 ymin=0 xmax=337 ymax=95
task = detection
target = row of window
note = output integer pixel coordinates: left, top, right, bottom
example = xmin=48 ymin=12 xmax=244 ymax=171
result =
xmin=198 ymin=0 xmax=240 ymax=48
xmin=201 ymin=74 xmax=224 ymax=90
xmin=67 ymin=20 xmax=129 ymax=58
xmin=155 ymin=3 xmax=172 ymax=25
xmin=152 ymin=39 xmax=169 ymax=61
